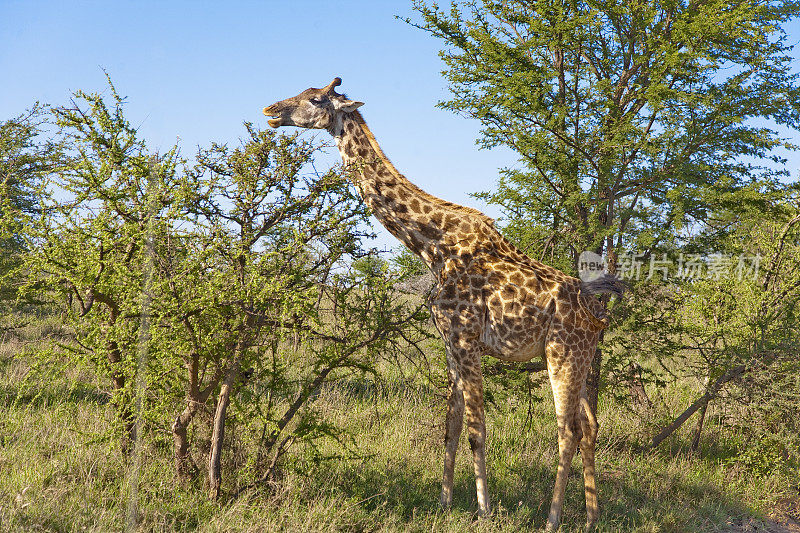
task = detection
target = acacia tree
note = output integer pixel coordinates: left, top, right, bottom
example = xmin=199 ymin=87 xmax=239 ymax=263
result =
xmin=22 ymin=82 xmax=181 ymax=447
xmin=22 ymin=80 xmax=431 ymax=501
xmin=168 ymin=125 xmax=391 ymax=496
xmin=628 ymin=197 xmax=800 ymax=459
xmin=409 ymin=0 xmax=800 ymax=406
xmin=136 ymin=126 xmax=429 ymax=496
xmin=0 ymin=106 xmax=59 ymax=312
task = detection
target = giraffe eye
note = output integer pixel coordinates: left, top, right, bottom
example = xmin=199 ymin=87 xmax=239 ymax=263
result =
xmin=310 ymin=96 xmax=326 ymax=106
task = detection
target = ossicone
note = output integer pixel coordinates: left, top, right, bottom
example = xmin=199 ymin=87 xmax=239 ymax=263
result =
xmin=324 ymin=77 xmax=343 ymax=93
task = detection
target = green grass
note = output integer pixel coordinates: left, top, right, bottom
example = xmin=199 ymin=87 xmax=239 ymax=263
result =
xmin=0 ymin=325 xmax=796 ymax=532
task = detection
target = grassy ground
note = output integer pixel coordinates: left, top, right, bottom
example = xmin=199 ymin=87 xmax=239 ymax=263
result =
xmin=0 ymin=321 xmax=797 ymax=532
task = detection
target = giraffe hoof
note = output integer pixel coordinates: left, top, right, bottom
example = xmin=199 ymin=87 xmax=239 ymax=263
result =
xmin=439 ymin=491 xmax=452 ymax=511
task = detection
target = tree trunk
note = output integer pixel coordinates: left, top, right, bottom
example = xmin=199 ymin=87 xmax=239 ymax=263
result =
xmin=627 ymin=362 xmax=653 ymax=410
xmin=651 ymin=364 xmax=745 ymax=448
xmin=586 ymin=247 xmax=617 ymax=418
xmin=87 ymin=292 xmax=135 ymax=450
xmin=690 ymin=398 xmax=709 ymax=453
xmin=208 ymin=361 xmax=240 ymax=500
xmin=108 ymin=338 xmax=136 ymax=451
xmin=172 ymin=401 xmax=200 ymax=483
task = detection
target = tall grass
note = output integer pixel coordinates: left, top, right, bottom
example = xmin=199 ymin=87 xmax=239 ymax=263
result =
xmin=0 ymin=321 xmax=796 ymax=532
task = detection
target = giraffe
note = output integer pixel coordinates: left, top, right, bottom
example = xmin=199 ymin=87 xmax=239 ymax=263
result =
xmin=263 ymin=78 xmax=624 ymax=530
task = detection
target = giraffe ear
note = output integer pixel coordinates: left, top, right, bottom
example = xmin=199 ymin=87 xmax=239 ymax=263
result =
xmin=334 ymin=99 xmax=364 ymax=113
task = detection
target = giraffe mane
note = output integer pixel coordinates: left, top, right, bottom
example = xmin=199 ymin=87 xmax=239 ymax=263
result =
xmin=350 ymin=111 xmax=496 ymax=227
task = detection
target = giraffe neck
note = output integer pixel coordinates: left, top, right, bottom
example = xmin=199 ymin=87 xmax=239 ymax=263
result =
xmin=332 ymin=111 xmax=494 ymax=273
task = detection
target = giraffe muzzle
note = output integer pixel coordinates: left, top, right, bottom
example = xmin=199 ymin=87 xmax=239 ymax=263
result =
xmin=262 ymin=106 xmax=284 ymax=128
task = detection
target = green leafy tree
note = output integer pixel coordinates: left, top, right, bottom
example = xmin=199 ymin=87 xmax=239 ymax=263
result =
xmin=22 ymin=80 xmax=431 ymax=502
xmin=22 ymin=81 xmax=181 ymax=447
xmin=409 ymin=0 xmax=800 ymax=405
xmin=391 ymin=247 xmax=428 ymax=278
xmin=147 ymin=126 xmax=430 ymax=496
xmin=170 ymin=125 xmax=380 ymax=495
xmin=632 ymin=198 xmax=800 ymax=467
xmin=0 ymin=105 xmax=59 ymax=312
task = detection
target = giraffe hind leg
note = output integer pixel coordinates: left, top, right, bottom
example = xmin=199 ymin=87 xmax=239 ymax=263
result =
xmin=546 ymin=410 xmax=581 ymax=531
xmin=580 ymin=395 xmax=599 ymax=527
xmin=545 ymin=346 xmax=587 ymax=531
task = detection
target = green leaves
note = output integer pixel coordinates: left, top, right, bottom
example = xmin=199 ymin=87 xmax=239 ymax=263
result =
xmin=11 ymin=76 xmax=431 ymax=490
xmin=411 ymin=0 xmax=800 ymax=268
xmin=0 ymin=105 xmax=59 ymax=309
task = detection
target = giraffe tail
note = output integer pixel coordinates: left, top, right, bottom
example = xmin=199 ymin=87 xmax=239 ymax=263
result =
xmin=580 ymin=274 xmax=628 ymax=298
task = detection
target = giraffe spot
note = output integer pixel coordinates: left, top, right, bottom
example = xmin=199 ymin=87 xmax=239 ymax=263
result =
xmin=420 ymin=225 xmax=440 ymax=239
xmin=443 ymin=215 xmax=459 ymax=231
xmin=438 ymin=300 xmax=457 ymax=311
xmin=441 ymin=284 xmax=456 ymax=300
xmin=384 ymin=219 xmax=400 ymax=233
xmin=468 ymin=434 xmax=483 ymax=452
xmin=510 ymin=272 xmax=525 ymax=285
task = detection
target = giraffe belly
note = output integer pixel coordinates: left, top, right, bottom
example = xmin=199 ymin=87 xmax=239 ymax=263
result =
xmin=480 ymin=283 xmax=552 ymax=362
xmin=480 ymin=316 xmax=547 ymax=362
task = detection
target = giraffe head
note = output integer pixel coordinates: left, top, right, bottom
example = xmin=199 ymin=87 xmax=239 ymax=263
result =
xmin=263 ymin=77 xmax=364 ymax=132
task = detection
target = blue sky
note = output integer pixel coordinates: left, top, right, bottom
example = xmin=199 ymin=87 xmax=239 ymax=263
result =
xmin=0 ymin=1 xmax=515 ymax=251
xmin=2 ymin=1 xmax=799 ymax=252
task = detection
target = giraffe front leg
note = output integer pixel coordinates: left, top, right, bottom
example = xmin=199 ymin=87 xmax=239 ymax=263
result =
xmin=462 ymin=365 xmax=490 ymax=516
xmin=440 ymin=368 xmax=464 ymax=509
